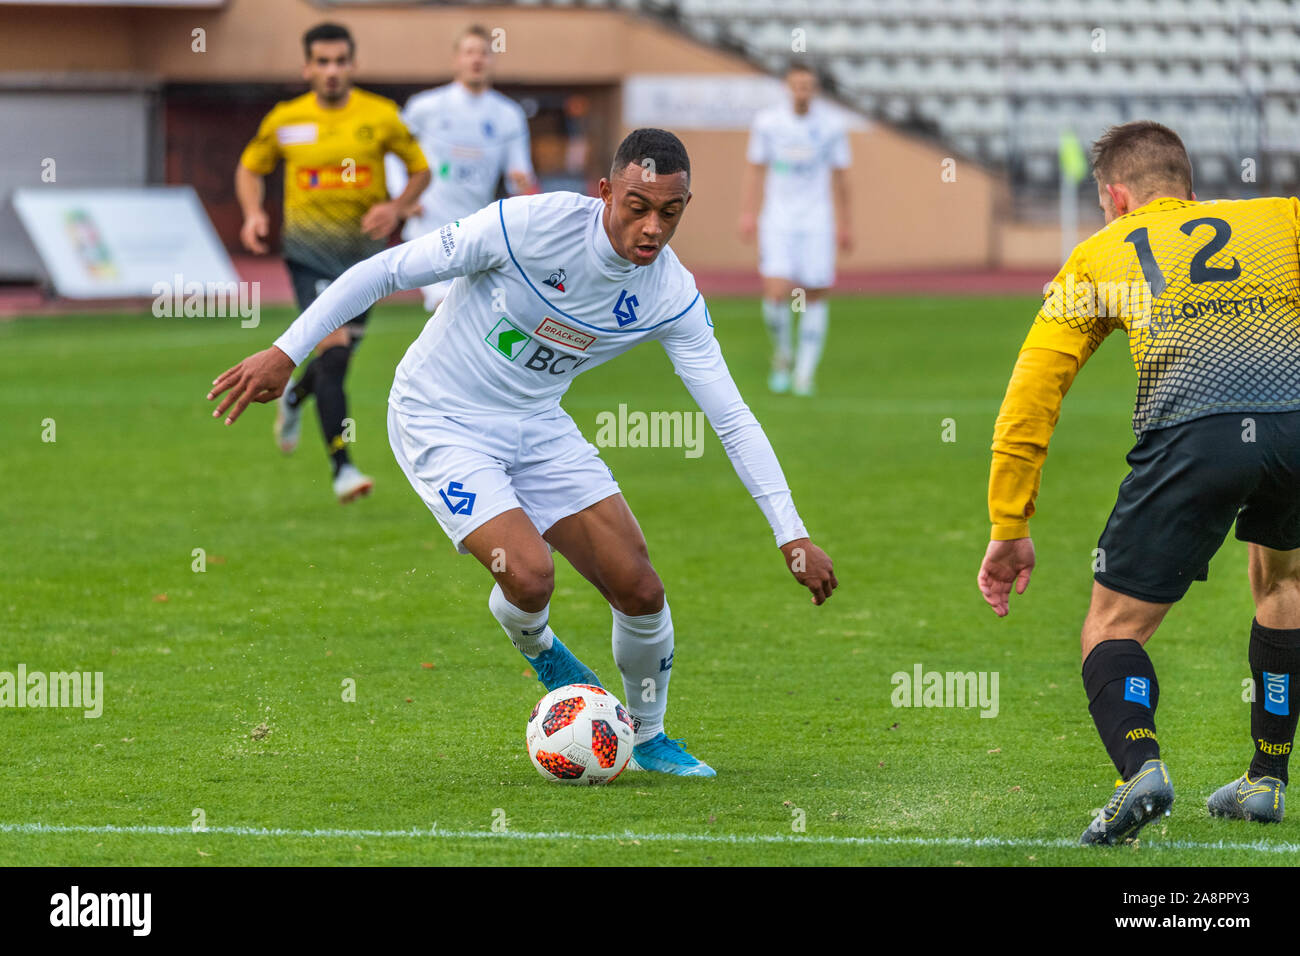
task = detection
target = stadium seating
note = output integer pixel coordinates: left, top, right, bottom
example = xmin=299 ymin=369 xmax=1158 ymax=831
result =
xmin=597 ymin=0 xmax=1300 ymax=199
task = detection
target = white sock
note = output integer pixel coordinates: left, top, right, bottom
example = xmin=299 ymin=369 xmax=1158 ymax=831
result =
xmin=794 ymin=299 xmax=829 ymax=387
xmin=762 ymin=298 xmax=793 ymax=369
xmin=489 ymin=583 xmax=554 ymax=658
xmin=612 ymin=601 xmax=674 ymax=744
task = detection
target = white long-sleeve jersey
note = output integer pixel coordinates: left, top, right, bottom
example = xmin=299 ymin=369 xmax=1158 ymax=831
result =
xmin=273 ymin=191 xmax=809 ymax=546
xmin=747 ymin=99 xmax=851 ymax=229
xmin=384 ymin=82 xmax=534 ymax=241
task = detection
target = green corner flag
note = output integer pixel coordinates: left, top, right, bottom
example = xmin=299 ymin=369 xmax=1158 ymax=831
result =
xmin=1060 ymin=130 xmax=1089 ymax=184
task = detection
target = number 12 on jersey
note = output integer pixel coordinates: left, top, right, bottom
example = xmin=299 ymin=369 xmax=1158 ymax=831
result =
xmin=1123 ymin=217 xmax=1243 ymax=298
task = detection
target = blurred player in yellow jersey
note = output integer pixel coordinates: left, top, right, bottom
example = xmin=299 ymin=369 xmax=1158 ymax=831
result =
xmin=977 ymin=121 xmax=1300 ymax=844
xmin=236 ymin=22 xmax=430 ymax=503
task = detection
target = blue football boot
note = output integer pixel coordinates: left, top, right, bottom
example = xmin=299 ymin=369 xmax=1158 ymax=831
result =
xmin=629 ymin=733 xmax=716 ymax=777
xmin=525 ymin=637 xmax=602 ymax=692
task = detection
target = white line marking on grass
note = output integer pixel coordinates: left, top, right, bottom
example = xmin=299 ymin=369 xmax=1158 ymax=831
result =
xmin=2 ymin=822 xmax=1299 ymax=854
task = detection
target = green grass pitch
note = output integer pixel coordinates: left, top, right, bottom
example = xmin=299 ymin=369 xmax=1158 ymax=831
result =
xmin=0 ymin=294 xmax=1294 ymax=866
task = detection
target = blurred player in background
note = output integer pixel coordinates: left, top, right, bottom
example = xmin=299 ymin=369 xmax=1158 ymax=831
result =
xmin=977 ymin=121 xmax=1300 ymax=844
xmin=386 ymin=23 xmax=536 ymax=314
xmin=209 ymin=129 xmax=838 ymax=777
xmin=738 ymin=63 xmax=852 ymax=396
xmin=237 ymin=22 xmax=431 ymax=503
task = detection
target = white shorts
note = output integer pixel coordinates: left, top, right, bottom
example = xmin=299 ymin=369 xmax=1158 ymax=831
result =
xmin=758 ymin=221 xmax=836 ymax=289
xmin=387 ymin=403 xmax=621 ymax=554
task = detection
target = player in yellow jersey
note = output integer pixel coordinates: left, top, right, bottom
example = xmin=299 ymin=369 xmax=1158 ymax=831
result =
xmin=236 ymin=22 xmax=430 ymax=503
xmin=977 ymin=121 xmax=1300 ymax=844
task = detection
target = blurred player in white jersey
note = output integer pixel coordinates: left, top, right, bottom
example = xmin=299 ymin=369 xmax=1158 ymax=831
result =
xmin=739 ymin=64 xmax=852 ymax=396
xmin=210 ymin=129 xmax=837 ymax=777
xmin=386 ymin=24 xmax=536 ymax=313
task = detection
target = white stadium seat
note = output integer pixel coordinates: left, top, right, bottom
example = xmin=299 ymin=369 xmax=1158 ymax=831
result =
xmin=629 ymin=0 xmax=1297 ymax=192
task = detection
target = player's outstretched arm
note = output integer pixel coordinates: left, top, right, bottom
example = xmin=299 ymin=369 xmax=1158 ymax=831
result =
xmin=207 ymin=203 xmax=508 ymax=425
xmin=680 ymin=371 xmax=833 ymax=603
xmin=979 ymin=249 xmax=1110 ymax=617
xmin=977 ymin=537 xmax=1036 ymax=617
xmin=780 ymin=537 xmax=838 ymax=605
xmin=276 ymin=204 xmax=506 ymax=365
xmin=659 ymin=296 xmax=835 ymax=603
xmin=205 ymin=244 xmax=426 ymax=425
xmin=207 ymin=346 xmax=296 ymax=425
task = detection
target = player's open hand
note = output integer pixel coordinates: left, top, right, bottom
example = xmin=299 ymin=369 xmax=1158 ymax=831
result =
xmin=360 ymin=201 xmax=401 ymax=240
xmin=207 ymin=346 xmax=296 ymax=425
xmin=780 ymin=537 xmax=838 ymax=605
xmin=977 ymin=537 xmax=1036 ymax=617
xmin=240 ymin=210 xmax=270 ymax=254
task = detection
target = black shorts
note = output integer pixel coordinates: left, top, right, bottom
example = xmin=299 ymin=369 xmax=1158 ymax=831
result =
xmin=1095 ymin=410 xmax=1300 ymax=604
xmin=285 ymin=258 xmax=370 ymax=347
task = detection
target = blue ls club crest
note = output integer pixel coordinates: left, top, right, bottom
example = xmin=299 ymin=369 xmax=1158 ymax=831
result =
xmin=439 ymin=481 xmax=476 ymax=515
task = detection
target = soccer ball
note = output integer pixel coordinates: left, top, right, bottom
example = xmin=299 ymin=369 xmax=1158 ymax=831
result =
xmin=526 ymin=683 xmax=635 ymax=785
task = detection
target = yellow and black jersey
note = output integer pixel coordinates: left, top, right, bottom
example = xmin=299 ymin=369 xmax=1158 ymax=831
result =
xmin=239 ymin=88 xmax=428 ymax=277
xmin=1028 ymin=195 xmax=1300 ymax=433
xmin=988 ymin=196 xmax=1300 ymax=539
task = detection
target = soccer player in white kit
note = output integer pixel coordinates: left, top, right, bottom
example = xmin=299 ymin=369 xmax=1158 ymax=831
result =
xmin=739 ymin=64 xmax=853 ymax=397
xmin=385 ymin=24 xmax=536 ymax=314
xmin=208 ymin=129 xmax=838 ymax=777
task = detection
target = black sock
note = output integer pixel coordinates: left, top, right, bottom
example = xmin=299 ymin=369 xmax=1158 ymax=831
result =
xmin=1247 ymin=619 xmax=1300 ymax=784
xmin=313 ymin=344 xmax=353 ymax=476
xmin=1082 ymin=639 xmax=1161 ymax=779
xmin=290 ymin=358 xmax=318 ymax=406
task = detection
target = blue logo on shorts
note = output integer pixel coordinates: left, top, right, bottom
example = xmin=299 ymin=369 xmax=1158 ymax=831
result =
xmin=1264 ymin=672 xmax=1290 ymax=716
xmin=438 ymin=480 xmax=476 ymax=515
xmin=1124 ymin=677 xmax=1150 ymax=707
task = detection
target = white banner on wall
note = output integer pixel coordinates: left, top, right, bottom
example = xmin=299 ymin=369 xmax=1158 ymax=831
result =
xmin=13 ymin=187 xmax=238 ymax=299
xmin=623 ymin=74 xmax=870 ymax=132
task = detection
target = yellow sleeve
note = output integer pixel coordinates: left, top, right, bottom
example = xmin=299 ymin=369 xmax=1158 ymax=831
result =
xmin=988 ymin=348 xmax=1080 ymax=539
xmin=385 ymin=109 xmax=429 ymax=175
xmin=238 ymin=106 xmax=283 ymax=176
xmin=987 ymin=245 xmax=1115 ymax=540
